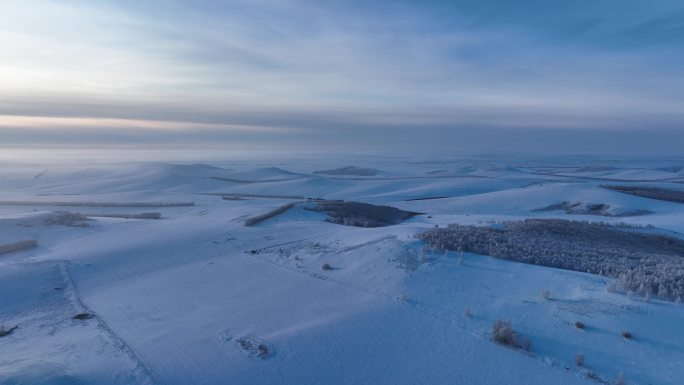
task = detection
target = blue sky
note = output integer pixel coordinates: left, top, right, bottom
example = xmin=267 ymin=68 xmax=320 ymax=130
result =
xmin=1 ymin=0 xmax=683 ymax=153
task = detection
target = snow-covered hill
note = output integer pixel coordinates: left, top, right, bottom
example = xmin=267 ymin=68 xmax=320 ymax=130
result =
xmin=0 ymin=155 xmax=682 ymax=385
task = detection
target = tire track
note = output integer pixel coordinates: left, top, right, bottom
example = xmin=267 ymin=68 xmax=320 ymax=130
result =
xmin=57 ymin=261 xmax=157 ymax=385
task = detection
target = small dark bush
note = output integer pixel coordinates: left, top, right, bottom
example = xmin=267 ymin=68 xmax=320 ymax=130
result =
xmin=492 ymin=320 xmax=517 ymax=346
xmin=236 ymin=336 xmax=273 ymax=358
xmin=73 ymin=313 xmax=95 ymax=320
xmin=0 ymin=326 xmax=18 ymax=337
xmin=576 ymin=352 xmax=585 ymax=367
xmin=492 ymin=320 xmax=531 ymax=351
xmin=321 ymin=263 xmax=332 ymax=271
xmin=575 ymin=321 xmax=585 ymax=329
xmin=257 ymin=344 xmax=270 ymax=358
xmin=621 ymin=331 xmax=633 ymax=339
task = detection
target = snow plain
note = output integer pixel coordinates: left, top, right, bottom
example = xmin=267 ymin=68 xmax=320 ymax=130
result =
xmin=1 ymin=154 xmax=683 ymax=385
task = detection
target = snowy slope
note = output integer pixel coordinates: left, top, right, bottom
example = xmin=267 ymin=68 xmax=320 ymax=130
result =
xmin=0 ymin=155 xmax=682 ymax=385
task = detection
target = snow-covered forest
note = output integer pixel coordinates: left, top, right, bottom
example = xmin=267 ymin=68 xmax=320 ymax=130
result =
xmin=418 ymin=219 xmax=684 ymax=301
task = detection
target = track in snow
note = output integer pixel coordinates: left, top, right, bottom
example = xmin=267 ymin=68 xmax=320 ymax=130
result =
xmin=57 ymin=261 xmax=158 ymax=385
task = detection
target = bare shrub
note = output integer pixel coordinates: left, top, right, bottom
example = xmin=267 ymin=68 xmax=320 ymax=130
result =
xmin=463 ymin=308 xmax=470 ymax=317
xmin=491 ymin=320 xmax=531 ymax=351
xmin=257 ymin=343 xmax=270 ymax=358
xmin=575 ymin=321 xmax=585 ymax=329
xmin=321 ymin=263 xmax=332 ymax=271
xmin=576 ymin=352 xmax=585 ymax=367
xmin=541 ymin=290 xmax=551 ymax=300
xmin=616 ymin=372 xmax=625 ymax=385
xmin=235 ymin=336 xmax=273 ymax=359
xmin=492 ymin=320 xmax=517 ymax=346
xmin=621 ymin=331 xmax=633 ymax=340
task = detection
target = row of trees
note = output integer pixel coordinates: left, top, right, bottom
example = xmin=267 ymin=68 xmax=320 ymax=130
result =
xmin=0 ymin=240 xmax=38 ymax=255
xmin=0 ymin=200 xmax=194 ymax=207
xmin=602 ymin=185 xmax=684 ymax=203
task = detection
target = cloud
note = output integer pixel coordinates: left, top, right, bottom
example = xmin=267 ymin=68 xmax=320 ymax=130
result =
xmin=0 ymin=0 xmax=682 ymax=153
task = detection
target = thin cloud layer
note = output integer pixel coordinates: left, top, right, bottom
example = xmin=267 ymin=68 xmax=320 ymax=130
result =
xmin=1 ymin=0 xmax=682 ymax=153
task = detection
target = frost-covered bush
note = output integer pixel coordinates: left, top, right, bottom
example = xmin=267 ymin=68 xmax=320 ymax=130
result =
xmin=492 ymin=320 xmax=517 ymax=346
xmin=417 ymin=219 xmax=684 ymax=301
xmin=492 ymin=321 xmax=531 ymax=351
xmin=304 ymin=201 xmax=420 ymax=227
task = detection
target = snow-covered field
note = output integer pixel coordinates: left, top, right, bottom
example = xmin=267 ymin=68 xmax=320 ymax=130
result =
xmin=1 ymin=154 xmax=683 ymax=385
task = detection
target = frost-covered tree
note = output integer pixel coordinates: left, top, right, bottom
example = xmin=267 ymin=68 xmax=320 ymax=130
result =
xmin=417 ymin=219 xmax=684 ymax=301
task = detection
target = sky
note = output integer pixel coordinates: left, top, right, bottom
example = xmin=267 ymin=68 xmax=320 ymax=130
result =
xmin=1 ymin=0 xmax=683 ymax=154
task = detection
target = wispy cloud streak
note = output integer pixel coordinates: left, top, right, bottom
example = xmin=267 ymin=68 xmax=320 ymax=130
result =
xmin=0 ymin=0 xmax=682 ymax=152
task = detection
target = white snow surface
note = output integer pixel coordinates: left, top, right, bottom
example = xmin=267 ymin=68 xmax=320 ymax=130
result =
xmin=1 ymin=155 xmax=683 ymax=385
